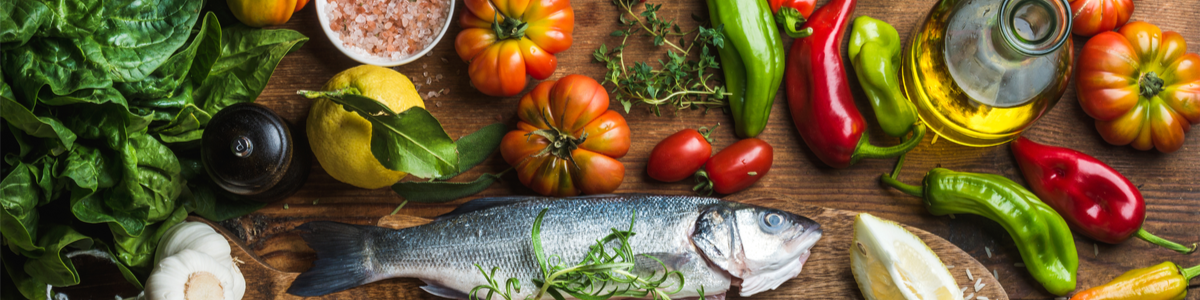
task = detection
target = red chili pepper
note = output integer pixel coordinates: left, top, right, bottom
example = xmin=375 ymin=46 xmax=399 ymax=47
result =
xmin=1011 ymin=137 xmax=1197 ymax=254
xmin=783 ymin=0 xmax=923 ymax=168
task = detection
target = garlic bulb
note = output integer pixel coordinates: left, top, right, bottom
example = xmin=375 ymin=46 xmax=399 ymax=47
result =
xmin=146 ymin=222 xmax=245 ymax=300
xmin=155 ymin=222 xmax=234 ymax=266
xmin=146 ymin=250 xmax=238 ymax=300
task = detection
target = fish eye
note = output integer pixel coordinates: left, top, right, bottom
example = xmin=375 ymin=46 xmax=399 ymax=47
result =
xmin=761 ymin=211 xmax=787 ymax=232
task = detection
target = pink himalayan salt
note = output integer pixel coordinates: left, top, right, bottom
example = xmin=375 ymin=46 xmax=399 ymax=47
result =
xmin=326 ymin=0 xmax=448 ymax=60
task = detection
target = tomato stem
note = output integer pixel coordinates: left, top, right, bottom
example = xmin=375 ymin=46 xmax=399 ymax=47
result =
xmin=1139 ymin=71 xmax=1165 ymax=98
xmin=698 ymin=123 xmax=720 ymax=144
xmin=491 ymin=12 xmax=528 ymax=40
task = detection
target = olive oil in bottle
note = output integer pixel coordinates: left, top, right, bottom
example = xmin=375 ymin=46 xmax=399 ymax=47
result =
xmin=902 ymin=0 xmax=1073 ymax=147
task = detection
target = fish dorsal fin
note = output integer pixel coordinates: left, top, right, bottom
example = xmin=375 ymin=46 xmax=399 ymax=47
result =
xmin=435 ymin=196 xmax=546 ymax=221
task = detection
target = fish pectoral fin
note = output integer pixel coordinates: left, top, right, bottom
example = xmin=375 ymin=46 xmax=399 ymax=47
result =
xmin=420 ymin=282 xmax=471 ymax=300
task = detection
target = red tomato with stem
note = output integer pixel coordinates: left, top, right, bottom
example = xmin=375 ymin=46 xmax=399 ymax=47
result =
xmin=646 ymin=125 xmax=718 ymax=182
xmin=698 ymin=138 xmax=773 ymax=195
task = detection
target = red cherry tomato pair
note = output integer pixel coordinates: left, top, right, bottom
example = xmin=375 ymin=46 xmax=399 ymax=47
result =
xmin=646 ymin=126 xmax=773 ymax=195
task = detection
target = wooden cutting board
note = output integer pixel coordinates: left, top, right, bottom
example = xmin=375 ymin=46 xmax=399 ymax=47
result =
xmin=195 ymin=195 xmax=1008 ymax=300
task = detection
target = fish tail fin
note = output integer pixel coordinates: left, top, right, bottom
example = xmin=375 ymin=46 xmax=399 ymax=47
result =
xmin=287 ymin=221 xmax=383 ymax=296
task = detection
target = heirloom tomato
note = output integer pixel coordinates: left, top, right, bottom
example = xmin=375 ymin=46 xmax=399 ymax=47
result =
xmin=500 ymin=75 xmax=630 ymax=196
xmin=455 ymin=0 xmax=574 ymax=97
xmin=228 ymin=0 xmax=308 ymax=27
xmin=1068 ymin=0 xmax=1133 ymax=37
xmin=646 ymin=126 xmax=716 ymax=182
xmin=1076 ymin=22 xmax=1200 ymax=152
xmin=699 ymin=138 xmax=773 ymax=195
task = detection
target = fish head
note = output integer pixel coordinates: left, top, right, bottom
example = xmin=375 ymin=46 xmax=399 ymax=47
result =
xmin=692 ymin=203 xmax=823 ymax=297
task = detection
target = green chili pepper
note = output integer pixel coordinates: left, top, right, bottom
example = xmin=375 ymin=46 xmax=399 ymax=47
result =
xmin=848 ymin=16 xmax=919 ymax=138
xmin=706 ymin=0 xmax=786 ymax=138
xmin=881 ymin=168 xmax=1079 ymax=296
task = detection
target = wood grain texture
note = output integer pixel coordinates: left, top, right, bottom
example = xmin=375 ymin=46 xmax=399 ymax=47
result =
xmin=200 ymin=197 xmax=1009 ymax=300
xmin=231 ymin=0 xmax=1200 ymax=299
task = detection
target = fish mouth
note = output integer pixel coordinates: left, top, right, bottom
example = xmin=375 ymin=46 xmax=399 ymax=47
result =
xmin=733 ymin=229 xmax=823 ymax=296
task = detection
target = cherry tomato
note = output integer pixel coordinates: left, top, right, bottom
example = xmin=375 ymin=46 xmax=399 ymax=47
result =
xmin=646 ymin=127 xmax=716 ymax=182
xmin=701 ymin=138 xmax=773 ymax=195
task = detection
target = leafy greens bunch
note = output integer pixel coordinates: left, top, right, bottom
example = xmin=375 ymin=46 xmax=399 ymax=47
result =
xmin=0 ymin=0 xmax=307 ymax=298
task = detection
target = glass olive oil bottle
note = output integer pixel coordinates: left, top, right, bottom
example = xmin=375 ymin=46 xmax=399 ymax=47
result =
xmin=902 ymin=0 xmax=1072 ymax=147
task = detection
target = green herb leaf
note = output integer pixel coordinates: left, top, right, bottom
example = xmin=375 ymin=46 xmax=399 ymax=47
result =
xmin=299 ymin=90 xmax=459 ymax=178
xmin=393 ymin=173 xmax=503 ymax=203
xmin=438 ymin=123 xmax=506 ymax=180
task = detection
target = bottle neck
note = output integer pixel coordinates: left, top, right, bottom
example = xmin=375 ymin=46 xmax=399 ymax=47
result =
xmin=994 ymin=0 xmax=1071 ymax=56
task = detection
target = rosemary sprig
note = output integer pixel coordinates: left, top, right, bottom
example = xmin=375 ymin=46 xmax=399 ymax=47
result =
xmin=471 ymin=209 xmax=694 ymax=300
xmin=594 ymin=0 xmax=729 ymax=115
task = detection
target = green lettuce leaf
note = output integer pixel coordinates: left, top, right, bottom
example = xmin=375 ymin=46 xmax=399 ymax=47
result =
xmin=0 ymin=0 xmax=50 ymax=46
xmin=75 ymin=0 xmax=204 ymax=82
xmin=116 ymin=12 xmax=222 ymax=101
xmin=194 ymin=25 xmax=308 ymax=114
xmin=2 ymin=38 xmax=113 ymax=106
xmin=111 ymin=204 xmax=186 ymax=270
xmin=1 ymin=82 xmax=76 ymax=149
xmin=23 ymin=225 xmax=93 ymax=287
xmin=2 ymin=247 xmax=48 ymax=300
xmin=1 ymin=161 xmax=46 ymax=253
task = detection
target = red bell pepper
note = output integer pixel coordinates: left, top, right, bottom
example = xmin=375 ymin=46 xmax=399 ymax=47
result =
xmin=1011 ymin=136 xmax=1196 ymax=253
xmin=769 ymin=0 xmax=815 ymax=38
xmin=783 ymin=0 xmax=923 ymax=169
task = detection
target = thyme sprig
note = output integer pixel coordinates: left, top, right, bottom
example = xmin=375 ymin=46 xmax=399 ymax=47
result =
xmin=471 ymin=209 xmax=695 ymax=300
xmin=594 ymin=0 xmax=729 ymax=115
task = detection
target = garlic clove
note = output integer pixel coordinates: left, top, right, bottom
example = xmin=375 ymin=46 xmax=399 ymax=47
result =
xmin=146 ymin=250 xmax=238 ymax=300
xmin=155 ymin=222 xmax=234 ymax=268
xmin=228 ymin=260 xmax=246 ymax=300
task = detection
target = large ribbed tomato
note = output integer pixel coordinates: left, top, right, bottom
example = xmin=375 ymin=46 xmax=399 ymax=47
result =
xmin=500 ymin=75 xmax=630 ymax=196
xmin=1076 ymin=22 xmax=1200 ymax=153
xmin=1068 ymin=0 xmax=1133 ymax=37
xmin=455 ymin=0 xmax=573 ymax=97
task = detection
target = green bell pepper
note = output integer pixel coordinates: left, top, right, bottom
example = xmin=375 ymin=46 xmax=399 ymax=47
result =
xmin=848 ymin=16 xmax=919 ymax=138
xmin=881 ymin=168 xmax=1079 ymax=296
xmin=706 ymin=0 xmax=786 ymax=138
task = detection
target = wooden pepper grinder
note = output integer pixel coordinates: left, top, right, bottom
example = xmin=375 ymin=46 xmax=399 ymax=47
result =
xmin=201 ymin=103 xmax=311 ymax=202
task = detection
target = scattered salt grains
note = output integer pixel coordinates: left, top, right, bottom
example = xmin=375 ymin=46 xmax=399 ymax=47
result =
xmin=426 ymin=77 xmax=432 ymax=85
xmin=325 ymin=0 xmax=449 ymax=60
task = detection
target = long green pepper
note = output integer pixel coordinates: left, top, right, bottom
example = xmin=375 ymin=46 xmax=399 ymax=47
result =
xmin=882 ymin=168 xmax=1078 ymax=296
xmin=847 ymin=16 xmax=920 ymax=138
xmin=706 ymin=0 xmax=786 ymax=138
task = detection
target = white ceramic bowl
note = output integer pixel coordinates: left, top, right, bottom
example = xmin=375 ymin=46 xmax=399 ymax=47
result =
xmin=315 ymin=0 xmax=455 ymax=66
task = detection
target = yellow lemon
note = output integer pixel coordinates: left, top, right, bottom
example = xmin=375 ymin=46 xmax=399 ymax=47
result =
xmin=307 ymin=65 xmax=424 ymax=189
xmin=850 ymin=213 xmax=963 ymax=300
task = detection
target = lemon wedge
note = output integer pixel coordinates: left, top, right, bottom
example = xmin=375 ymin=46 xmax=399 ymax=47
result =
xmin=850 ymin=213 xmax=962 ymax=300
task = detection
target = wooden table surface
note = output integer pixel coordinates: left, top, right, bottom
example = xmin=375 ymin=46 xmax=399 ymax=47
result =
xmin=231 ymin=0 xmax=1200 ymax=298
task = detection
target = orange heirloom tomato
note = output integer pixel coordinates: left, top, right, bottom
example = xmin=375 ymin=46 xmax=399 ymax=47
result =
xmin=227 ymin=0 xmax=307 ymax=27
xmin=455 ymin=0 xmax=573 ymax=97
xmin=500 ymin=75 xmax=630 ymax=196
xmin=1068 ymin=0 xmax=1133 ymax=37
xmin=1077 ymin=21 xmax=1200 ymax=153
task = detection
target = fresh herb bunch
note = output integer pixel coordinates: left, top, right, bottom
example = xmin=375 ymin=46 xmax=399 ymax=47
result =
xmin=471 ymin=209 xmax=694 ymax=300
xmin=594 ymin=0 xmax=729 ymax=115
